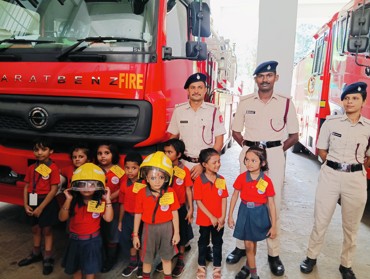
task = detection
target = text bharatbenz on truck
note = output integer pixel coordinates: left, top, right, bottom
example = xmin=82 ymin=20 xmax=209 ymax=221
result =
xmin=0 ymin=0 xmax=238 ymax=205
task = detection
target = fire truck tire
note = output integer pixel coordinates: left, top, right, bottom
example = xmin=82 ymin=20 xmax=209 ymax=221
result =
xmin=292 ymin=142 xmax=303 ymax=153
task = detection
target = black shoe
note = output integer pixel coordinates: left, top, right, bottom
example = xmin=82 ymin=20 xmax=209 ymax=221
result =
xmin=339 ymin=265 xmax=356 ymax=279
xmin=155 ymin=262 xmax=163 ymax=273
xmin=206 ymin=246 xmax=213 ymax=262
xmin=18 ymin=253 xmax=43 ymax=267
xmin=226 ymin=247 xmax=246 ymax=264
xmin=42 ymin=258 xmax=54 ymax=275
xmin=185 ymin=244 xmax=191 ymax=252
xmin=268 ymin=255 xmax=285 ymax=276
xmin=235 ymin=266 xmax=250 ymax=279
xmin=300 ymin=257 xmax=316 ymax=274
xmin=101 ymin=260 xmax=115 ymax=273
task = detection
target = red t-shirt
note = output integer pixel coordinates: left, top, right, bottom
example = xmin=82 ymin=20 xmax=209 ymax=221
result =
xmin=60 ymin=165 xmax=75 ymax=188
xmin=118 ymin=175 xmax=146 ymax=213
xmin=24 ymin=162 xmax=60 ymax=194
xmin=170 ymin=164 xmax=193 ymax=205
xmin=69 ymin=203 xmax=103 ymax=234
xmin=233 ymin=171 xmax=275 ymax=204
xmin=104 ymin=168 xmax=123 ymax=203
xmin=135 ymin=187 xmax=180 ymax=224
xmin=193 ymin=173 xmax=229 ymax=227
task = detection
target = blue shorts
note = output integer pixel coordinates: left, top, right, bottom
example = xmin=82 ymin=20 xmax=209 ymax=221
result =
xmin=178 ymin=204 xmax=194 ymax=246
xmin=233 ymin=203 xmax=271 ymax=242
xmin=62 ymin=234 xmax=103 ymax=275
xmin=29 ymin=197 xmax=59 ymax=228
xmin=120 ymin=211 xmax=143 ymax=250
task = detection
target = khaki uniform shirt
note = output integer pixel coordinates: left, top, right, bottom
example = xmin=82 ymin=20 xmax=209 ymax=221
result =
xmin=317 ymin=114 xmax=370 ymax=164
xmin=167 ymin=102 xmax=226 ymax=158
xmin=232 ymin=93 xmax=299 ymax=141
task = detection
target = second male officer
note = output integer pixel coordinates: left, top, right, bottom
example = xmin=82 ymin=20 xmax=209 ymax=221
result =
xmin=228 ymin=61 xmax=299 ymax=277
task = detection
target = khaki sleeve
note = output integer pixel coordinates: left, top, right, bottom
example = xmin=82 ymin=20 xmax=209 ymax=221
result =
xmin=286 ymin=101 xmax=299 ymax=134
xmin=316 ymin=120 xmax=330 ymax=150
xmin=214 ymin=108 xmax=226 ymax=136
xmin=167 ymin=108 xmax=179 ymax=135
xmin=232 ymin=102 xmax=246 ymax=132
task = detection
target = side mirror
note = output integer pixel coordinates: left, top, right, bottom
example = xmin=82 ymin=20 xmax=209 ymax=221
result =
xmin=131 ymin=0 xmax=149 ymax=15
xmin=348 ymin=37 xmax=369 ymax=52
xmin=350 ymin=8 xmax=370 ymax=36
xmin=190 ymin=1 xmax=211 ymax=37
xmin=186 ymin=41 xmax=207 ymax=60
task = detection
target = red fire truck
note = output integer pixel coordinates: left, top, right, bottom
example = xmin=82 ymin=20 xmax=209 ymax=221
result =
xmin=0 ymin=0 xmax=238 ymax=205
xmin=292 ymin=0 xmax=370 ymax=183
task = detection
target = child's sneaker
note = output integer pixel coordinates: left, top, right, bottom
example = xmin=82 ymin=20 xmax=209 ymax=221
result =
xmin=172 ymin=260 xmax=185 ymax=277
xmin=155 ymin=262 xmax=163 ymax=272
xmin=122 ymin=263 xmax=138 ymax=277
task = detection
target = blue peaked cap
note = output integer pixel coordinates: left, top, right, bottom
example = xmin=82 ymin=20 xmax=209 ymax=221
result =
xmin=184 ymin=73 xmax=207 ymax=89
xmin=253 ymin=61 xmax=278 ymax=76
xmin=341 ymin=82 xmax=367 ymax=101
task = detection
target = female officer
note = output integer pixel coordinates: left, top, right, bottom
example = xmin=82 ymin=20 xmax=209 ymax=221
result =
xmin=300 ymin=82 xmax=370 ymax=279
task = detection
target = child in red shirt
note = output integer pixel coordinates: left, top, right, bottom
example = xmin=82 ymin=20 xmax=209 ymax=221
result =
xmin=156 ymin=138 xmax=194 ymax=277
xmin=18 ymin=138 xmax=60 ymax=276
xmin=95 ymin=142 xmax=124 ymax=272
xmin=118 ymin=152 xmax=144 ymax=278
xmin=193 ymin=148 xmax=228 ymax=279
xmin=133 ymin=151 xmax=180 ymax=279
xmin=228 ymin=146 xmax=277 ymax=279
xmin=59 ymin=163 xmax=113 ymax=279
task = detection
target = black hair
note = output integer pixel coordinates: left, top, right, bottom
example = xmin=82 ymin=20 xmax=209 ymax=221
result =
xmin=68 ymin=189 xmax=105 ymax=217
xmin=199 ymin=148 xmax=220 ymax=165
xmin=70 ymin=142 xmax=92 ymax=162
xmin=162 ymin=138 xmax=185 ymax=157
xmin=95 ymin=142 xmax=120 ymax=165
xmin=124 ymin=151 xmax=143 ymax=166
xmin=245 ymin=145 xmax=269 ymax=172
xmin=33 ymin=137 xmax=53 ymax=150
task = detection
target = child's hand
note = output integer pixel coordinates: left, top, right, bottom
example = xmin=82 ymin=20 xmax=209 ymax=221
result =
xmin=172 ymin=233 xmax=180 ymax=246
xmin=103 ymin=187 xmax=111 ymax=202
xmin=133 ymin=236 xmax=140 ymax=250
xmin=267 ymin=226 xmax=277 ymax=239
xmin=185 ymin=210 xmax=193 ymax=224
xmin=63 ymin=188 xmax=73 ymax=200
xmin=118 ymin=222 xmax=122 ymax=232
xmin=32 ymin=206 xmax=43 ymax=217
xmin=217 ymin=217 xmax=225 ymax=231
xmin=24 ymin=205 xmax=33 ymax=216
xmin=210 ymin=215 xmax=218 ymax=227
xmin=228 ymin=216 xmax=235 ymax=229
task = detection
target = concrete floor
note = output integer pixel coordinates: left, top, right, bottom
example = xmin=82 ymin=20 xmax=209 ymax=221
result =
xmin=0 ymin=144 xmax=369 ymax=279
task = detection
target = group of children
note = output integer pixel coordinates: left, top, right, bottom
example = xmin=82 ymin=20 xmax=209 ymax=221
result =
xmin=18 ymin=137 xmax=277 ymax=279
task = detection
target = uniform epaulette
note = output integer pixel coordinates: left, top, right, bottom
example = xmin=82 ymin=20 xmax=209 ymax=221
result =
xmin=275 ymin=93 xmax=291 ymax=99
xmin=204 ymin=102 xmax=217 ymax=108
xmin=325 ymin=114 xmax=343 ymax=121
xmin=240 ymin=93 xmax=256 ymax=101
xmin=175 ymin=102 xmax=188 ymax=108
xmin=362 ymin=117 xmax=370 ymax=125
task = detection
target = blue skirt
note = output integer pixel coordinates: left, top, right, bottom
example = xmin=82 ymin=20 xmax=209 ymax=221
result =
xmin=233 ymin=202 xmax=271 ymax=242
xmin=62 ymin=234 xmax=103 ymax=275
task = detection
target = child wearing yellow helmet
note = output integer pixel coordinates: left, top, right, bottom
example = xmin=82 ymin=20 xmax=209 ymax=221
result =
xmin=59 ymin=163 xmax=113 ymax=279
xmin=133 ymin=151 xmax=180 ymax=279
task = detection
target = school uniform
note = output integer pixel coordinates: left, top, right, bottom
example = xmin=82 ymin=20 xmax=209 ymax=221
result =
xmin=62 ymin=203 xmax=104 ymax=275
xmin=135 ymin=187 xmax=180 ymax=263
xmin=101 ymin=167 xmax=123 ymax=243
xmin=193 ymin=173 xmax=229 ymax=267
xmin=306 ymin=114 xmax=370 ymax=268
xmin=167 ymin=102 xmax=226 ymax=169
xmin=171 ymin=163 xmax=194 ymax=246
xmin=118 ymin=175 xmax=145 ymax=249
xmin=24 ymin=162 xmax=60 ymax=227
xmin=233 ymin=171 xmax=275 ymax=242
xmin=232 ymin=92 xmax=299 ymax=256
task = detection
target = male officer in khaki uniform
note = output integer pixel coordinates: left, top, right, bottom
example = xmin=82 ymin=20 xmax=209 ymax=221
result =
xmin=167 ymin=72 xmax=226 ymax=180
xmin=227 ymin=61 xmax=299 ymax=278
xmin=300 ymin=82 xmax=370 ymax=279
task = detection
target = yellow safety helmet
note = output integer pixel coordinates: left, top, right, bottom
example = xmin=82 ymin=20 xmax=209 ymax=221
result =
xmin=71 ymin=163 xmax=106 ymax=191
xmin=139 ymin=151 xmax=173 ymax=183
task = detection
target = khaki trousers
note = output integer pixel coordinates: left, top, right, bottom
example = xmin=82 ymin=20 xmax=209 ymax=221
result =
xmin=307 ymin=165 xmax=367 ymax=267
xmin=235 ymin=145 xmax=285 ymax=256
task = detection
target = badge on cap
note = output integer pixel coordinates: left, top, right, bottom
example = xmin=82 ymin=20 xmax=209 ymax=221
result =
xmin=267 ymin=65 xmax=271 ymax=70
xmin=358 ymin=86 xmax=361 ymax=92
xmin=197 ymin=74 xmax=200 ymax=80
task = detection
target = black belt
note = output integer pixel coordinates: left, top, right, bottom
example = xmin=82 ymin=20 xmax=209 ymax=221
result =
xmin=326 ymin=160 xmax=362 ymax=172
xmin=69 ymin=231 xmax=100 ymax=240
xmin=183 ymin=155 xmax=199 ymax=163
xmin=243 ymin=140 xmax=281 ymax=148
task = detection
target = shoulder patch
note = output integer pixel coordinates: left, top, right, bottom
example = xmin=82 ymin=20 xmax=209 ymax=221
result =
xmin=275 ymin=93 xmax=291 ymax=99
xmin=240 ymin=93 xmax=256 ymax=101
xmin=325 ymin=114 xmax=343 ymax=121
xmin=175 ymin=102 xmax=188 ymax=108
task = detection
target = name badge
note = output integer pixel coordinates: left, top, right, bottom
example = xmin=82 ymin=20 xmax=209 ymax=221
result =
xmin=215 ymin=178 xmax=226 ymax=190
xmin=331 ymin=132 xmax=342 ymax=137
xmin=29 ymin=193 xmax=38 ymax=206
xmin=246 ymin=110 xmax=256 ymax=114
xmin=180 ymin=120 xmax=188 ymax=123
xmin=110 ymin=165 xmax=125 ymax=178
xmin=256 ymin=178 xmax=268 ymax=194
xmin=87 ymin=200 xmax=106 ymax=213
xmin=132 ymin=182 xmax=146 ymax=193
xmin=174 ymin=166 xmax=186 ymax=180
xmin=35 ymin=164 xmax=52 ymax=177
xmin=159 ymin=192 xmax=174 ymax=206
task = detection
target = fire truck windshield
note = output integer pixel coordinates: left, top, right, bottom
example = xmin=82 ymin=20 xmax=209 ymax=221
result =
xmin=0 ymin=0 xmax=157 ymax=62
